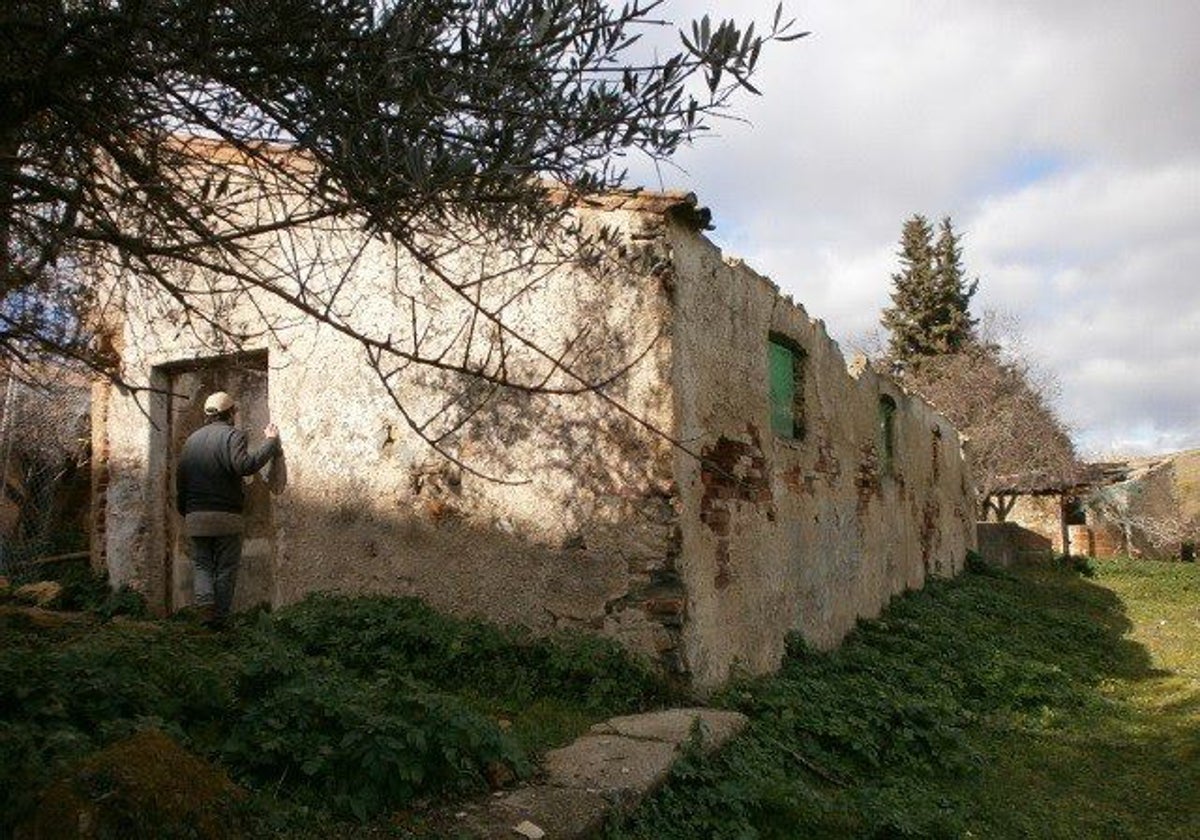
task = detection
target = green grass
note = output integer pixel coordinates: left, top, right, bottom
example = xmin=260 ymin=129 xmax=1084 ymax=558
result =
xmin=610 ymin=557 xmax=1200 ymax=839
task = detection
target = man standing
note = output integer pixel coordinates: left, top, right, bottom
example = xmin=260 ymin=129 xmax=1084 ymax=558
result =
xmin=175 ymin=390 xmax=280 ymax=627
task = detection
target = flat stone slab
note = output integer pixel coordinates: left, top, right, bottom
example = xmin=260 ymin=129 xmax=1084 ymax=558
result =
xmin=432 ymin=707 xmax=747 ymax=838
xmin=543 ymin=734 xmax=678 ymax=808
xmin=588 ymin=707 xmax=748 ymax=747
xmin=437 ymin=786 xmax=609 ymax=839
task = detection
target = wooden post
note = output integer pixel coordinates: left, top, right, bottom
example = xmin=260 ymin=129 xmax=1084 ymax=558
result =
xmin=1059 ymin=493 xmax=1071 ymax=558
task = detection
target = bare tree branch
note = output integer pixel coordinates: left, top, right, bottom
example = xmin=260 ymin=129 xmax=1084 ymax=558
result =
xmin=2 ymin=0 xmax=805 ymax=475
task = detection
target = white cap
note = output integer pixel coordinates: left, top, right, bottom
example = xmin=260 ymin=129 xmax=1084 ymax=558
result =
xmin=203 ymin=391 xmax=235 ymax=416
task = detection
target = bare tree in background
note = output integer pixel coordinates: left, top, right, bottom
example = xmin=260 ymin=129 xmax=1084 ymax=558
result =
xmin=904 ymin=343 xmax=1078 ymax=518
xmin=1 ymin=0 xmax=805 ymax=466
xmin=0 ymin=369 xmax=90 ymax=568
xmin=882 ymin=303 xmax=1079 ymax=518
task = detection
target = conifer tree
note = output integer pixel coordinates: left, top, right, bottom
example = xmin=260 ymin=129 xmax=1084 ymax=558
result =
xmin=931 ymin=216 xmax=978 ymax=353
xmin=881 ymin=214 xmax=939 ymax=363
xmin=881 ymin=214 xmax=978 ymax=364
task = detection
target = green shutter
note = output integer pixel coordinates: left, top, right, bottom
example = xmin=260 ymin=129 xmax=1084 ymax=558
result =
xmin=879 ymin=396 xmax=897 ymax=473
xmin=769 ymin=341 xmax=795 ymax=437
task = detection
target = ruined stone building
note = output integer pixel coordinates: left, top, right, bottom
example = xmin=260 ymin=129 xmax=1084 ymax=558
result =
xmin=92 ymin=178 xmax=976 ymax=688
xmin=987 ymin=450 xmax=1200 ymax=562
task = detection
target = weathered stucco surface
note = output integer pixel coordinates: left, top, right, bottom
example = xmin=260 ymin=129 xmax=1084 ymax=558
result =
xmin=666 ymin=231 xmax=975 ymax=686
xmin=1004 ymin=495 xmax=1068 ymax=554
xmin=95 ymin=191 xmax=975 ymax=689
xmin=976 ymin=521 xmax=1054 ymax=567
xmin=96 ymin=203 xmax=686 ymax=666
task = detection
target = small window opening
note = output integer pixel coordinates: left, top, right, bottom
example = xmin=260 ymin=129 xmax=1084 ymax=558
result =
xmin=768 ymin=335 xmax=806 ymax=440
xmin=878 ymin=394 xmax=897 ymax=474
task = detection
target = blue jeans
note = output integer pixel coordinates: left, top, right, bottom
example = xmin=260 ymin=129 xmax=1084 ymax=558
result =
xmin=189 ymin=534 xmax=242 ymax=622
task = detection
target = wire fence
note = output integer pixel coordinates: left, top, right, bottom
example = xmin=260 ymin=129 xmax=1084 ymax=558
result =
xmin=0 ymin=370 xmax=91 ymax=576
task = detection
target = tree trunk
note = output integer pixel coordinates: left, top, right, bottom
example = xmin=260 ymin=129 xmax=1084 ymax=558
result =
xmin=1059 ymin=494 xmax=1071 ymax=557
xmin=0 ymin=129 xmax=13 ymax=297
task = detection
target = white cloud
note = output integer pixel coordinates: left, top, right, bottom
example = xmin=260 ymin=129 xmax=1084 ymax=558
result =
xmin=623 ymin=0 xmax=1200 ymax=457
xmin=971 ymin=162 xmax=1200 ymax=264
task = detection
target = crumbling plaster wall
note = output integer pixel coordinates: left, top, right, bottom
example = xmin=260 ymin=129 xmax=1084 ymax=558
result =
xmin=1002 ymin=452 xmax=1200 ymax=561
xmin=96 ymin=194 xmax=977 ymax=689
xmin=1085 ymin=455 xmax=1198 ymax=559
xmin=95 ymin=205 xmax=687 ymax=662
xmin=1004 ymin=494 xmax=1126 ymax=558
xmin=1004 ymin=495 xmax=1065 ymax=553
xmin=665 ymin=229 xmax=976 ymax=688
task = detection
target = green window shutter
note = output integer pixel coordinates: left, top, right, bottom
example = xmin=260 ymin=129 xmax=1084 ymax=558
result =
xmin=769 ymin=341 xmax=795 ymax=437
xmin=878 ymin=395 xmax=897 ymax=473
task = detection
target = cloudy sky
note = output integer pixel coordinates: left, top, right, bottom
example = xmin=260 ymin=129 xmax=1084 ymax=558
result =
xmin=627 ymin=0 xmax=1200 ymax=458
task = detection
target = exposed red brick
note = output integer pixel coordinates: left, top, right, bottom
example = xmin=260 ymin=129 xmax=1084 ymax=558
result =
xmin=702 ymin=507 xmax=731 ymax=533
xmin=699 ymin=428 xmax=772 ymax=592
xmin=644 ymin=597 xmax=686 ymax=616
xmin=813 ymin=436 xmax=841 ymax=481
xmin=855 ymin=444 xmax=881 ymax=515
xmin=920 ymin=500 xmax=940 ymax=569
xmin=931 ymin=427 xmax=943 ymax=482
xmin=714 ymin=540 xmax=732 ymax=589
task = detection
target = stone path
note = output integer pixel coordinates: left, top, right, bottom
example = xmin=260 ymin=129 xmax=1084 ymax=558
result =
xmin=435 ymin=707 xmax=747 ymax=839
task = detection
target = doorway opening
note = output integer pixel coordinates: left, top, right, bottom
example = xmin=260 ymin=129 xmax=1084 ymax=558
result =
xmin=151 ymin=350 xmax=273 ymax=614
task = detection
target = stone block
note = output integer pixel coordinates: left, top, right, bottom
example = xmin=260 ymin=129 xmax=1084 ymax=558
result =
xmin=589 ymin=708 xmax=747 ymax=749
xmin=643 ymin=596 xmax=685 ymax=617
xmin=14 ymin=581 xmax=63 ymax=607
xmin=542 ymin=735 xmax=678 ymax=809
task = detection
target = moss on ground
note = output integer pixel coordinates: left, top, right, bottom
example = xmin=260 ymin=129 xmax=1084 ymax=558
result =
xmin=19 ymin=728 xmax=245 ymax=840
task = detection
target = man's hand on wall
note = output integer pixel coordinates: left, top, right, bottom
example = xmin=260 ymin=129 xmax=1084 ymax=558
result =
xmin=264 ymin=423 xmax=279 ymax=440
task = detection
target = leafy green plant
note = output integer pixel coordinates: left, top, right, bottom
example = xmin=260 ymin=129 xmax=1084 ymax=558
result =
xmin=1058 ymin=552 xmax=1097 ymax=578
xmin=264 ymin=592 xmax=671 ymax=713
xmin=964 ymin=548 xmax=1016 ymax=579
xmin=1 ymin=590 xmax=666 ymax=832
xmin=0 ymin=623 xmax=234 ymax=832
xmin=222 ymin=634 xmax=526 ymax=819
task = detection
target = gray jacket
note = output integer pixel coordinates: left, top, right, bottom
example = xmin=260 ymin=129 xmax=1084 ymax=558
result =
xmin=175 ymin=420 xmax=280 ymax=515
